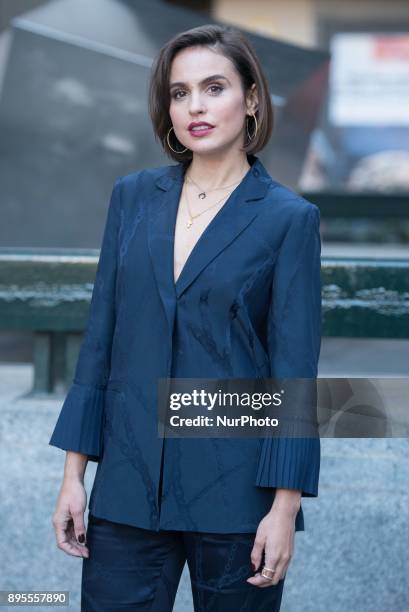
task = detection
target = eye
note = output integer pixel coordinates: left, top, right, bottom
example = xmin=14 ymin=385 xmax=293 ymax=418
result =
xmin=171 ymin=84 xmax=224 ymax=100
xmin=171 ymin=89 xmax=186 ymax=100
xmin=208 ymin=84 xmax=223 ymax=94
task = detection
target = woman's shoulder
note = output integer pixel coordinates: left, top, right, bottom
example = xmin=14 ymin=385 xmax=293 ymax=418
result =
xmin=119 ymin=163 xmax=175 ymax=191
xmin=113 ymin=164 xmax=178 ymax=216
xmin=263 ymin=177 xmax=320 ymax=222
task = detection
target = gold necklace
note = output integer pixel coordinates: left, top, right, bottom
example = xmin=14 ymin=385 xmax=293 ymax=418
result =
xmin=185 ymin=161 xmax=249 ymax=199
xmin=185 ymin=174 xmax=243 ymax=200
xmin=184 ymin=182 xmax=230 ymax=229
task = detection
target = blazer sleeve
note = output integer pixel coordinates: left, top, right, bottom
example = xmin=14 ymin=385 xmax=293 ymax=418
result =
xmin=255 ymin=203 xmax=322 ymax=497
xmin=48 ymin=177 xmax=122 ymax=462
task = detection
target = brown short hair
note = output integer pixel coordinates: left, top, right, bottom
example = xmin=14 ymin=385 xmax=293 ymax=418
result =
xmin=148 ymin=24 xmax=274 ymax=163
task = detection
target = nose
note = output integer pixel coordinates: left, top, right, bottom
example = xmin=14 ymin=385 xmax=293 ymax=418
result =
xmin=188 ymin=90 xmax=206 ymax=115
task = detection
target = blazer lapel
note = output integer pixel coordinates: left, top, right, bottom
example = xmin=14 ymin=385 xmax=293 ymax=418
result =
xmin=147 ymin=155 xmax=272 ymax=334
xmin=147 ymin=165 xmax=182 ymax=337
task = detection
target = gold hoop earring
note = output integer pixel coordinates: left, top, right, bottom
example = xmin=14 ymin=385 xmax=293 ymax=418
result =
xmin=246 ymin=113 xmax=258 ymax=142
xmin=166 ymin=126 xmax=188 ymax=154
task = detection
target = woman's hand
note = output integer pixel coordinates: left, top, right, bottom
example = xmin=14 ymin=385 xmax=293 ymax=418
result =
xmin=247 ymin=490 xmax=300 ymax=587
xmin=52 ymin=477 xmax=89 ymax=558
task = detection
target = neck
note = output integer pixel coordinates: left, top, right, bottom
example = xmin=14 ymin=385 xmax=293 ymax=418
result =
xmin=185 ymin=150 xmax=251 ymax=189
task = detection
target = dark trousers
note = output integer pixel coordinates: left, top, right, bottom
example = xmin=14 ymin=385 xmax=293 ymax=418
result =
xmin=81 ymin=513 xmax=286 ymax=611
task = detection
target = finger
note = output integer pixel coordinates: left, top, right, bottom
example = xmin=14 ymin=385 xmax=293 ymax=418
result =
xmin=278 ymin=559 xmax=291 ymax=581
xmin=247 ymin=551 xmax=282 ymax=588
xmin=246 ymin=571 xmax=280 ymax=588
xmin=264 ymin=550 xmax=283 ymax=586
xmin=67 ymin=521 xmax=89 ymax=558
xmin=57 ymin=539 xmax=87 ymax=558
xmin=54 ymin=520 xmax=88 ymax=558
xmin=70 ymin=508 xmax=87 ymax=547
xmin=250 ymin=535 xmax=264 ymax=573
xmin=54 ymin=517 xmax=88 ymax=558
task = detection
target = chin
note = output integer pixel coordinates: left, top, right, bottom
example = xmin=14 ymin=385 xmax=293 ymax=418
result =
xmin=190 ymin=140 xmax=230 ymax=155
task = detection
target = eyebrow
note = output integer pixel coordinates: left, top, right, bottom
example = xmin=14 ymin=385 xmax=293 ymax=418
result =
xmin=169 ymin=74 xmax=231 ymax=90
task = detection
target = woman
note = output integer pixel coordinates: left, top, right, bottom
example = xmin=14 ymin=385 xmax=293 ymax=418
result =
xmin=50 ymin=24 xmax=321 ymax=611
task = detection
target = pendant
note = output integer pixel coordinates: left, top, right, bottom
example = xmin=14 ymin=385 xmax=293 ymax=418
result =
xmin=198 ymin=192 xmax=206 ymax=199
xmin=187 ymin=219 xmax=193 ymax=228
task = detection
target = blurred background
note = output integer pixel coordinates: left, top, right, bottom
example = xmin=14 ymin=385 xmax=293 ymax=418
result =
xmin=0 ymin=1 xmax=408 ymax=611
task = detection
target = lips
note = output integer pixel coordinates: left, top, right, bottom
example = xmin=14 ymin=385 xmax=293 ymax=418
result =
xmin=188 ymin=122 xmax=215 ymax=132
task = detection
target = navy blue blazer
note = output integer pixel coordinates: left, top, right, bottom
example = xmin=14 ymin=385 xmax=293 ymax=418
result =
xmin=49 ymin=153 xmax=322 ymax=533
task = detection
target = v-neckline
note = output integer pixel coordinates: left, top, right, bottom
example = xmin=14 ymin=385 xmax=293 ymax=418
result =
xmin=172 ymin=162 xmax=253 ymax=288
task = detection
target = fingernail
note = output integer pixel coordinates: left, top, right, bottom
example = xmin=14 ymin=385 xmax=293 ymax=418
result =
xmin=78 ymin=533 xmax=85 ymax=543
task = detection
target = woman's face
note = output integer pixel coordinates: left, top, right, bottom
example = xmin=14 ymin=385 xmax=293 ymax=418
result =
xmin=168 ymin=45 xmax=258 ymax=156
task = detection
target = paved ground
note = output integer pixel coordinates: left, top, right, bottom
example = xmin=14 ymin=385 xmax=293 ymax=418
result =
xmin=1 ymin=337 xmax=408 ymax=611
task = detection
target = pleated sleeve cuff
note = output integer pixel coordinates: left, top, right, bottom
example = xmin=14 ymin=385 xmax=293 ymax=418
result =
xmin=48 ymin=381 xmax=106 ymax=462
xmin=255 ymin=437 xmax=320 ymax=497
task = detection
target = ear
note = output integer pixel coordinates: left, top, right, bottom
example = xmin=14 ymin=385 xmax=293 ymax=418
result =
xmin=246 ymin=83 xmax=259 ymax=115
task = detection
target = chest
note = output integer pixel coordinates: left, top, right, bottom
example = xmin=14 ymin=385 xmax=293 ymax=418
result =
xmin=119 ymin=178 xmax=282 ymax=313
xmin=173 ymin=189 xmax=228 ymax=284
